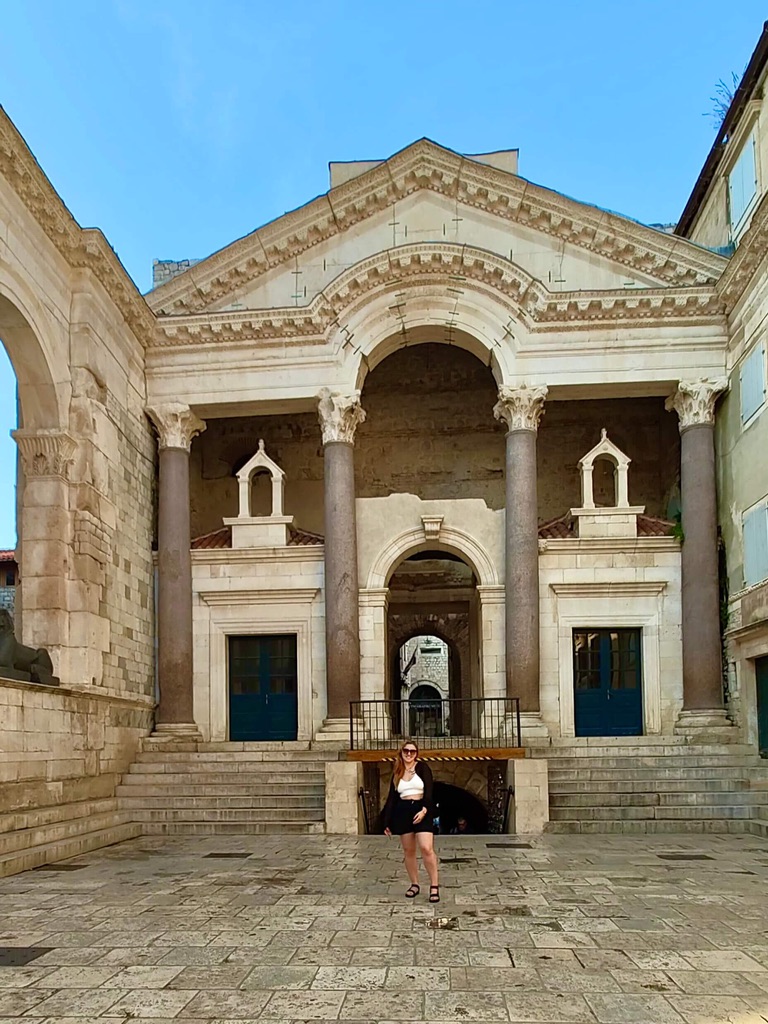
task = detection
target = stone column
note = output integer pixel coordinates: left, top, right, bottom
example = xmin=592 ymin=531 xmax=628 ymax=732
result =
xmin=316 ymin=389 xmax=366 ymax=743
xmin=145 ymin=403 xmax=206 ymax=739
xmin=494 ymin=385 xmax=548 ymax=741
xmin=12 ymin=429 xmax=77 ymax=679
xmin=666 ymin=378 xmax=732 ymax=736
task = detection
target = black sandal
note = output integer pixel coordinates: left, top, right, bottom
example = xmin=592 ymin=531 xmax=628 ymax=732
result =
xmin=405 ymin=884 xmax=420 ymax=898
xmin=429 ymin=885 xmax=440 ymax=903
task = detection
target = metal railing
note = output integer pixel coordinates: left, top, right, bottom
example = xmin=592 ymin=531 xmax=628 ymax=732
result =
xmin=349 ymin=697 xmax=521 ymax=752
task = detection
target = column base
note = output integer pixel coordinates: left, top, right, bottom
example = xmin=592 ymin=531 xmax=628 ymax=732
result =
xmin=149 ymin=722 xmax=203 ymax=745
xmin=313 ymin=718 xmax=353 ymax=749
xmin=674 ymin=708 xmax=738 ymax=743
xmin=508 ymin=712 xmax=550 ymax=746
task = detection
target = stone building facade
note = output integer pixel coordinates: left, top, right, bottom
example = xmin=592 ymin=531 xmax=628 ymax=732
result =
xmin=2 ymin=27 xmax=768 ymax=857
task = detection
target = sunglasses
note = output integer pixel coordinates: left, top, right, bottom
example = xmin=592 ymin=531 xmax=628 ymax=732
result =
xmin=402 ymin=748 xmax=417 ymax=755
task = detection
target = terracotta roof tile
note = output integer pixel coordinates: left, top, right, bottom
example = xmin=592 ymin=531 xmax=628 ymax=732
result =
xmin=0 ymin=550 xmax=16 ymax=562
xmin=191 ymin=525 xmax=324 ymax=550
xmin=538 ymin=512 xmax=674 ymax=539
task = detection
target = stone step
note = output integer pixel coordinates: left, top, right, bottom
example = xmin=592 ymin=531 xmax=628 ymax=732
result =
xmin=127 ymin=764 xmax=327 ymax=781
xmin=0 ymin=808 xmax=137 ymax=857
xmin=0 ymin=822 xmax=142 ymax=879
xmin=549 ymin=804 xmax=754 ymax=821
xmin=116 ymin=782 xmax=325 ymax=797
xmin=118 ymin=794 xmax=324 ymax=810
xmin=128 ymin=762 xmax=328 ymax=776
xmin=539 ymin=755 xmax=765 ymax=769
xmin=550 ymin=790 xmax=765 ymax=808
xmin=548 ymin=766 xmax=765 ymax=781
xmin=550 ymin=778 xmax=750 ymax=794
xmin=528 ymin=743 xmax=757 ymax=757
xmin=135 ymin=750 xmax=333 ymax=764
xmin=0 ymin=797 xmax=119 ymax=836
xmin=546 ymin=819 xmax=750 ymax=835
xmin=140 ymin=821 xmax=326 ymax=835
xmin=747 ymin=818 xmax=768 ymax=838
xmin=126 ymin=807 xmax=325 ymax=822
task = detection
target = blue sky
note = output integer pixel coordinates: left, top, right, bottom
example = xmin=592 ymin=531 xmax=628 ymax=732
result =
xmin=0 ymin=0 xmax=766 ymax=547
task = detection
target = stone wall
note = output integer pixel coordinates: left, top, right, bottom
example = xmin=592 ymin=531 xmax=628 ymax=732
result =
xmin=0 ymin=679 xmax=152 ymax=814
xmin=189 ymin=346 xmax=680 ymax=541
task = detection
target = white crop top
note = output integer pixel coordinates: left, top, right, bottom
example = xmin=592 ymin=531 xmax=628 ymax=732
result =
xmin=397 ymin=774 xmax=424 ymax=800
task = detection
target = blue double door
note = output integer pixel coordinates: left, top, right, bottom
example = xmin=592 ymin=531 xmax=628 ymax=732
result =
xmin=573 ymin=629 xmax=643 ymax=737
xmin=228 ymin=634 xmax=298 ymax=741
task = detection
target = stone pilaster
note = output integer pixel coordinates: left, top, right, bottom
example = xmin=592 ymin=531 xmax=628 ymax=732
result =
xmin=494 ymin=385 xmax=548 ymax=740
xmin=12 ymin=429 xmax=77 ymax=677
xmin=316 ymin=389 xmax=366 ymax=742
xmin=145 ymin=403 xmax=206 ymax=740
xmin=665 ymin=379 xmax=733 ymax=737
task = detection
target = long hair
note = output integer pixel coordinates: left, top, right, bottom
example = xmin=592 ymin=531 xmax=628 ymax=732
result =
xmin=393 ymin=739 xmax=419 ymax=784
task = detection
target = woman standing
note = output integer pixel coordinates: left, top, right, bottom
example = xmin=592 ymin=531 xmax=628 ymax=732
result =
xmin=383 ymin=740 xmax=440 ymax=902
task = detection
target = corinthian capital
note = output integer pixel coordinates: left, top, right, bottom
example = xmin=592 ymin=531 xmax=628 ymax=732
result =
xmin=317 ymin=388 xmax=367 ymax=445
xmin=13 ymin=429 xmax=77 ymax=479
xmin=145 ymin=403 xmax=206 ymax=451
xmin=493 ymin=384 xmax=548 ymax=432
xmin=665 ymin=378 xmax=729 ymax=431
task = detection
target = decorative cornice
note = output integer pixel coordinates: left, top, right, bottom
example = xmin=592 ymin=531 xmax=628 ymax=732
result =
xmin=665 ymin=378 xmax=729 ymax=430
xmin=494 ymin=384 xmax=548 ymax=432
xmin=150 ymin=243 xmax=725 ymax=349
xmin=0 ymin=109 xmax=154 ymax=348
xmin=147 ymin=140 xmax=727 ymax=316
xmin=145 ymin=403 xmax=206 ymax=451
xmin=317 ymin=389 xmax=366 ymax=445
xmin=717 ymin=189 xmax=768 ymax=311
xmin=12 ymin=429 xmax=77 ymax=479
xmin=550 ymin=581 xmax=668 ymax=598
xmin=199 ymin=587 xmax=319 ymax=606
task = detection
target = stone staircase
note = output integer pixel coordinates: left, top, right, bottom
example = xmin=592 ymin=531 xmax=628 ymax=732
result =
xmin=116 ymin=742 xmax=333 ymax=835
xmin=0 ymin=783 xmax=141 ymax=879
xmin=528 ymin=738 xmax=768 ymax=834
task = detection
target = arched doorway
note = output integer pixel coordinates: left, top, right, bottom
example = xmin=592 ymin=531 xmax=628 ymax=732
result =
xmin=387 ymin=551 xmax=480 ymax=739
xmin=0 ymin=342 xmax=17 ymax=549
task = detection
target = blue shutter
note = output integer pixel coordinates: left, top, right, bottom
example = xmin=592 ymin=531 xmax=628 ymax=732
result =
xmin=729 ymin=135 xmax=758 ymax=231
xmin=740 ymin=343 xmax=766 ymax=423
xmin=744 ymin=504 xmax=768 ymax=588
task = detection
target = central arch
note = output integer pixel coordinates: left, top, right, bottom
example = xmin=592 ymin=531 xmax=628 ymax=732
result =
xmin=367 ymin=528 xmax=499 ymax=590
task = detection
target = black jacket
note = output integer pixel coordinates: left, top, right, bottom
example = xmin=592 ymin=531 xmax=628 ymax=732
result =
xmin=382 ymin=761 xmax=434 ymax=829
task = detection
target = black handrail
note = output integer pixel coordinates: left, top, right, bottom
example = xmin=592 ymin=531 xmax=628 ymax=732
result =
xmin=502 ymin=785 xmax=515 ymax=834
xmin=348 ymin=696 xmax=522 ymax=751
xmin=358 ymin=787 xmax=370 ymax=834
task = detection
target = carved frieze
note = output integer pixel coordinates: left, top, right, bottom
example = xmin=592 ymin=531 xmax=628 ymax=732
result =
xmin=493 ymin=384 xmax=548 ymax=432
xmin=317 ymin=389 xmax=366 ymax=445
xmin=145 ymin=403 xmax=206 ymax=451
xmin=665 ymin=378 xmax=729 ymax=430
xmin=13 ymin=429 xmax=77 ymax=479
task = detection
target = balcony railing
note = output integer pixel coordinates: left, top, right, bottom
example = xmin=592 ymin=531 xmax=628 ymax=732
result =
xmin=349 ymin=697 xmax=521 ymax=753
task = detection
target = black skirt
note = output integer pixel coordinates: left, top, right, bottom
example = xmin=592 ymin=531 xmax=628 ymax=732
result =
xmin=390 ymin=797 xmax=433 ymax=835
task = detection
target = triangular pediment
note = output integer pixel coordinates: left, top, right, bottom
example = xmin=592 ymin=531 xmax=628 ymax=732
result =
xmin=147 ymin=138 xmax=727 ymax=317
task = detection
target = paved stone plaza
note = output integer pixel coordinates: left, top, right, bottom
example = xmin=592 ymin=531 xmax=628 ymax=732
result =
xmin=1 ymin=834 xmax=768 ymax=1022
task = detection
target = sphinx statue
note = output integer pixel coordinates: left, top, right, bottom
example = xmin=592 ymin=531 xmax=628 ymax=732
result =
xmin=0 ymin=609 xmax=59 ymax=685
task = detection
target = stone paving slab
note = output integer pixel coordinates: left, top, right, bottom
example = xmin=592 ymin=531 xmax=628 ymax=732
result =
xmin=0 ymin=833 xmax=767 ymax=1021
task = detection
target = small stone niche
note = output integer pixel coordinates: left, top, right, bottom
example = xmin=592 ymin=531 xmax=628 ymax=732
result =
xmin=570 ymin=429 xmax=645 ymax=539
xmin=222 ymin=440 xmax=294 ymax=548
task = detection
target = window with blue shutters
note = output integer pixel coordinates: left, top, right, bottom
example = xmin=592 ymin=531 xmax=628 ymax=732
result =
xmin=740 ymin=342 xmax=766 ymax=425
xmin=729 ymin=133 xmax=758 ymax=236
xmin=744 ymin=501 xmax=768 ymax=588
